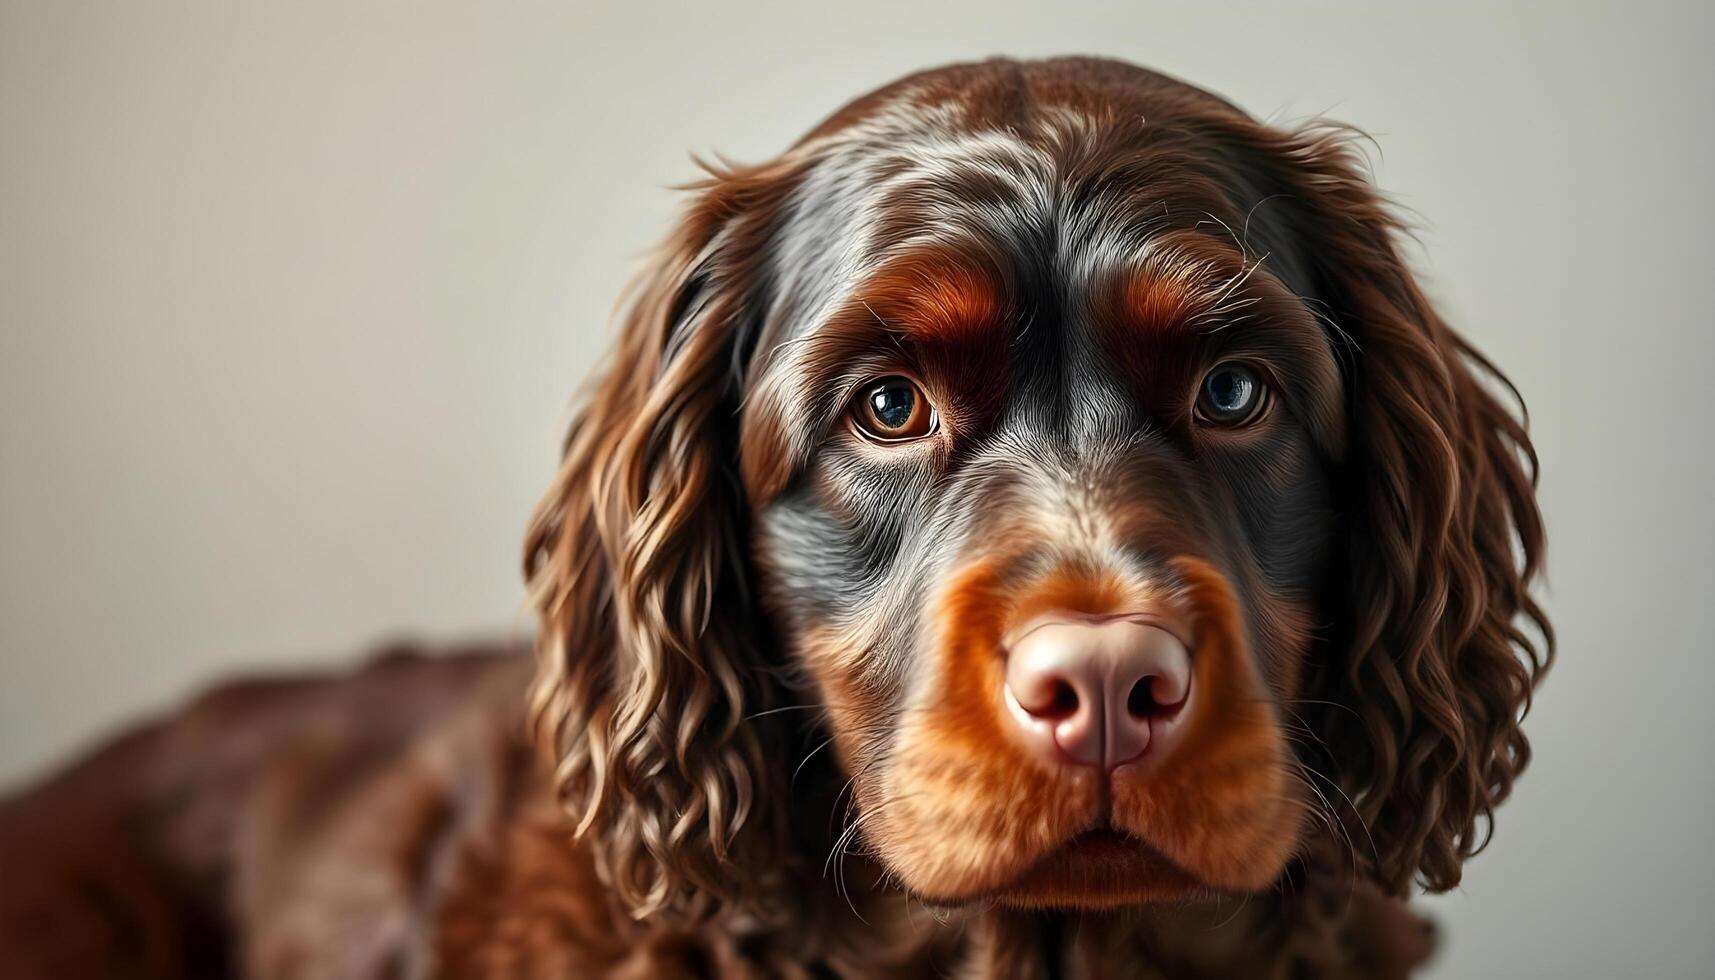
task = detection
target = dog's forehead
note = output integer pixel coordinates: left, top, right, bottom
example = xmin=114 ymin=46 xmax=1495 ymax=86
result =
xmin=763 ymin=108 xmax=1040 ymax=339
xmin=763 ymin=92 xmax=1265 ymax=354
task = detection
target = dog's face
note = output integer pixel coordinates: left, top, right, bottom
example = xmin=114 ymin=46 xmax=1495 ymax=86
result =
xmin=740 ymin=111 xmax=1343 ymax=905
xmin=527 ymin=58 xmax=1548 ymax=918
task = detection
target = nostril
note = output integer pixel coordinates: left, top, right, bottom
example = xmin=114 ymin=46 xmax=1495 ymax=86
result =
xmin=1015 ymin=676 xmax=1081 ymax=720
xmin=1042 ymin=679 xmax=1079 ymax=719
xmin=1126 ymin=675 xmax=1178 ymax=719
xmin=1126 ymin=676 xmax=1154 ymax=717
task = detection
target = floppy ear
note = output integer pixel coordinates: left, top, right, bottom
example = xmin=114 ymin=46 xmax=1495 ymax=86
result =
xmin=1259 ymin=126 xmax=1553 ymax=894
xmin=523 ymin=155 xmax=807 ymax=918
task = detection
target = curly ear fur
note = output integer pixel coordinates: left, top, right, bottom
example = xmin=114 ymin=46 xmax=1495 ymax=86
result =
xmin=523 ymin=156 xmax=808 ymax=919
xmin=1258 ymin=126 xmax=1554 ymax=894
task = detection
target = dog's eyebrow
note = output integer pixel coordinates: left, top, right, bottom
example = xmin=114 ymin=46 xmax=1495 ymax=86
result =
xmin=1106 ymin=230 xmax=1304 ymax=340
xmin=848 ymin=250 xmax=1008 ymax=344
xmin=759 ymin=248 xmax=1010 ymax=392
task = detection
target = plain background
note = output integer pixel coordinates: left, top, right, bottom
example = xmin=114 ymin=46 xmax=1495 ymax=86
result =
xmin=2 ymin=2 xmax=1710 ymax=976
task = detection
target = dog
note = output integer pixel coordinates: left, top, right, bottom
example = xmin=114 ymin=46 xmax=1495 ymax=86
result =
xmin=0 ymin=57 xmax=1550 ymax=978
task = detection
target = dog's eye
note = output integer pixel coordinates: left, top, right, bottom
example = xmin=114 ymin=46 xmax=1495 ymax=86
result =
xmin=1195 ymin=363 xmax=1268 ymax=426
xmin=852 ymin=376 xmax=937 ymax=442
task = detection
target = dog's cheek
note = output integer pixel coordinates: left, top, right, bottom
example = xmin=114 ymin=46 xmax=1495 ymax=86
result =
xmin=863 ymin=558 xmax=1101 ymax=900
xmin=1110 ymin=557 xmax=1307 ymax=889
xmin=795 ymin=623 xmax=904 ymax=778
xmin=1245 ymin=588 xmax=1316 ymax=710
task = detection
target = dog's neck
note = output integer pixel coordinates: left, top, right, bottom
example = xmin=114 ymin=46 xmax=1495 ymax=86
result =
xmin=496 ymin=866 xmax=1435 ymax=979
xmin=735 ymin=852 xmax=1433 ymax=979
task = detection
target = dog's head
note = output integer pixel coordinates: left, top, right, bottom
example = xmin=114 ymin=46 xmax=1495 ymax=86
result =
xmin=525 ymin=58 xmax=1549 ymax=919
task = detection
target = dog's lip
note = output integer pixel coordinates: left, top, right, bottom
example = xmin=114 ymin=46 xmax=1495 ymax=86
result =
xmin=1054 ymin=827 xmax=1145 ymax=857
xmin=978 ymin=824 xmax=1200 ymax=900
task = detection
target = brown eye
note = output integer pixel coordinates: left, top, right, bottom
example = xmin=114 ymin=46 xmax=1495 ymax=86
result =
xmin=852 ymin=376 xmax=937 ymax=441
xmin=1195 ymin=362 xmax=1270 ymax=426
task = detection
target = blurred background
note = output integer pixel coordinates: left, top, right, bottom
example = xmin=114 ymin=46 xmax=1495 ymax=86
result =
xmin=1 ymin=2 xmax=1709 ymax=976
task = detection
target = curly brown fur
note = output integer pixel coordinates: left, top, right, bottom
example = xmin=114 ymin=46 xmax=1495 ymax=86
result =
xmin=0 ymin=57 xmax=1547 ymax=978
xmin=1268 ymin=124 xmax=1553 ymax=892
xmin=522 ymin=55 xmax=1550 ymax=921
xmin=522 ymin=152 xmax=815 ymax=919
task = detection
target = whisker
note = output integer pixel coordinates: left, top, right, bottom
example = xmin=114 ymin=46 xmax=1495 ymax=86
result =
xmin=793 ymin=733 xmax=838 ymax=785
xmin=743 ymin=703 xmax=824 ymax=721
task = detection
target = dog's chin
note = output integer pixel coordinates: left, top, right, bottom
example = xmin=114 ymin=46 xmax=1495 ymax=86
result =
xmin=992 ymin=830 xmax=1211 ymax=908
xmin=907 ymin=830 xmax=1216 ymax=910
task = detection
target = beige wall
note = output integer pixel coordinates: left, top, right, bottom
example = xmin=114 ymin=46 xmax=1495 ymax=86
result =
xmin=2 ymin=2 xmax=1710 ymax=975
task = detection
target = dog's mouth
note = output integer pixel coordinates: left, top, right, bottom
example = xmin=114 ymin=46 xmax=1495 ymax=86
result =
xmin=1056 ymin=827 xmax=1143 ymax=857
xmin=984 ymin=826 xmax=1206 ymax=909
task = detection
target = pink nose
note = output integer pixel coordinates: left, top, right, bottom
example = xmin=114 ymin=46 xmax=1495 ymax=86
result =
xmin=1003 ymin=613 xmax=1192 ymax=771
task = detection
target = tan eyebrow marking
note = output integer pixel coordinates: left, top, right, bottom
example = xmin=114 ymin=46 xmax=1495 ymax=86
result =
xmin=1124 ymin=273 xmax=1203 ymax=335
xmin=1116 ymin=230 xmax=1270 ymax=336
xmin=862 ymin=254 xmax=1004 ymax=343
